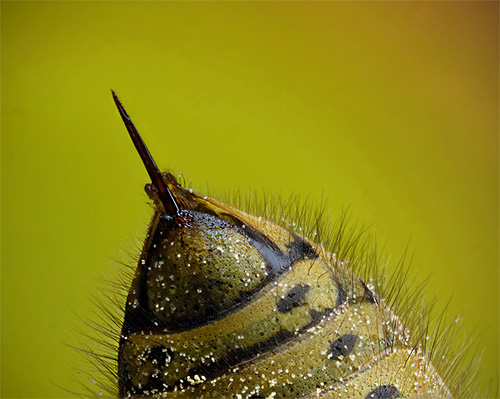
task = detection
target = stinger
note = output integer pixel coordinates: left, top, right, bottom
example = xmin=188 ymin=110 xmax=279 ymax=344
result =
xmin=111 ymin=90 xmax=181 ymax=217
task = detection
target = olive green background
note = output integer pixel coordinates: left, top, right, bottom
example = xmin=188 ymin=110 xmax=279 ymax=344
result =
xmin=2 ymin=2 xmax=498 ymax=398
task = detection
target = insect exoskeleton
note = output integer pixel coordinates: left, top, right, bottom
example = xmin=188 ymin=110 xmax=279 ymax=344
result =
xmin=111 ymin=92 xmax=453 ymax=399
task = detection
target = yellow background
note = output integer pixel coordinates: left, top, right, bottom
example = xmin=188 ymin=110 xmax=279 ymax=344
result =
xmin=2 ymin=2 xmax=498 ymax=397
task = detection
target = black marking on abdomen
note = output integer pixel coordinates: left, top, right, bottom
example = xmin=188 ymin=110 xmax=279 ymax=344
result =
xmin=277 ymin=284 xmax=311 ymax=313
xmin=365 ymin=385 xmax=401 ymax=399
xmin=328 ymin=334 xmax=358 ymax=361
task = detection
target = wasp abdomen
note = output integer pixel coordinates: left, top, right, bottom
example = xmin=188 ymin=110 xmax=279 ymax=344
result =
xmin=119 ymin=190 xmax=386 ymax=396
xmin=110 ymin=94 xmax=456 ymax=399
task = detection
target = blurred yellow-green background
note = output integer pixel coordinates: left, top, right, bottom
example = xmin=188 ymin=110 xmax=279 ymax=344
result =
xmin=2 ymin=2 xmax=498 ymax=398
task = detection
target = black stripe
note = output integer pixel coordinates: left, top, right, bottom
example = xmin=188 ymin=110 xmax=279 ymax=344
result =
xmin=276 ymin=284 xmax=311 ymax=313
xmin=365 ymin=385 xmax=401 ymax=399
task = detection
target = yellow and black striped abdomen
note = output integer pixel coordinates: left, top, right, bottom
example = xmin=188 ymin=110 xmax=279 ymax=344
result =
xmin=117 ymin=181 xmax=452 ymax=398
xmin=109 ymin=92 xmax=458 ymax=399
